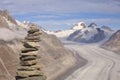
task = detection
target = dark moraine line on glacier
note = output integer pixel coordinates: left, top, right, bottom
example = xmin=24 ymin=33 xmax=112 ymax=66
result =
xmin=90 ymin=46 xmax=120 ymax=80
xmin=87 ymin=46 xmax=115 ymax=80
xmin=63 ymin=41 xmax=120 ymax=80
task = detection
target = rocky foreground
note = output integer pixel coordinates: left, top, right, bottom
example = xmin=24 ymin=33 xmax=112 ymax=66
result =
xmin=0 ymin=10 xmax=87 ymax=80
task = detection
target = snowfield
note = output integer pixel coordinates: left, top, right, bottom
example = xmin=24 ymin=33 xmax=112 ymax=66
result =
xmin=63 ymin=41 xmax=120 ymax=80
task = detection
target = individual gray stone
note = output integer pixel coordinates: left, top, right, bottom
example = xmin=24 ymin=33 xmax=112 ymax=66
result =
xmin=28 ymin=28 xmax=39 ymax=34
xmin=23 ymin=39 xmax=41 ymax=42
xmin=25 ymin=36 xmax=40 ymax=40
xmin=28 ymin=32 xmax=42 ymax=36
xmin=18 ymin=64 xmax=44 ymax=71
xmin=20 ymin=55 xmax=37 ymax=61
xmin=20 ymin=60 xmax=37 ymax=66
xmin=23 ymin=42 xmax=40 ymax=48
xmin=18 ymin=66 xmax=36 ymax=71
xmin=16 ymin=70 xmax=44 ymax=77
xmin=21 ymin=48 xmax=38 ymax=53
xmin=16 ymin=75 xmax=46 ymax=80
xmin=20 ymin=51 xmax=38 ymax=56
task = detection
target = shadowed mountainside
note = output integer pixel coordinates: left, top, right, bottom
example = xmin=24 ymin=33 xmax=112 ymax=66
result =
xmin=102 ymin=30 xmax=120 ymax=54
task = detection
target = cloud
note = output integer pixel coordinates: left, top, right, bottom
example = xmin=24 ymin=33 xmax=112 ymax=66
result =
xmin=0 ymin=0 xmax=119 ymax=31
xmin=34 ymin=18 xmax=120 ymax=31
xmin=0 ymin=0 xmax=120 ymax=15
xmin=0 ymin=28 xmax=16 ymax=41
xmin=0 ymin=28 xmax=26 ymax=42
xmin=32 ymin=15 xmax=60 ymax=19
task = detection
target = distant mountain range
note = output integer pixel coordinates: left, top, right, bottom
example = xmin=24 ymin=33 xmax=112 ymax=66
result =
xmin=47 ymin=22 xmax=120 ymax=53
xmin=68 ymin=22 xmax=107 ymax=43
xmin=49 ymin=22 xmax=114 ymax=43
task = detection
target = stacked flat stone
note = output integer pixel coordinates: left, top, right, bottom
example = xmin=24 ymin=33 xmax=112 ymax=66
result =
xmin=16 ymin=26 xmax=46 ymax=80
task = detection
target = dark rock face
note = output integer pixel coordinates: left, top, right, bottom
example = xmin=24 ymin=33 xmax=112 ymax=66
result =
xmin=88 ymin=23 xmax=97 ymax=28
xmin=102 ymin=30 xmax=120 ymax=53
xmin=67 ymin=28 xmax=105 ymax=43
xmin=91 ymin=28 xmax=105 ymax=42
xmin=67 ymin=30 xmax=81 ymax=40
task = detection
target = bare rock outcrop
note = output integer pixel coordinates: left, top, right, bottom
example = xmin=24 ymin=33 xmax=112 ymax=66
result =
xmin=0 ymin=10 xmax=17 ymax=25
xmin=0 ymin=15 xmax=9 ymax=28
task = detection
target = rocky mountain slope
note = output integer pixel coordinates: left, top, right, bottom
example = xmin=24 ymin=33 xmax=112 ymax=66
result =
xmin=102 ymin=30 xmax=120 ymax=53
xmin=0 ymin=10 xmax=17 ymax=25
xmin=0 ymin=10 xmax=84 ymax=80
xmin=0 ymin=41 xmax=18 ymax=80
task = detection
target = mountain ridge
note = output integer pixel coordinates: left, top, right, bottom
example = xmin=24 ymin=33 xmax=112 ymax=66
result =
xmin=48 ymin=22 xmax=113 ymax=43
xmin=102 ymin=30 xmax=120 ymax=53
xmin=0 ymin=10 xmax=85 ymax=80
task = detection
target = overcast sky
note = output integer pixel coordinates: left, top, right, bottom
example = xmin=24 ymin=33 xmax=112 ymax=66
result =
xmin=0 ymin=0 xmax=120 ymax=31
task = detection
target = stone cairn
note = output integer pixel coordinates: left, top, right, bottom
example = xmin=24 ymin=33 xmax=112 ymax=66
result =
xmin=16 ymin=25 xmax=46 ymax=80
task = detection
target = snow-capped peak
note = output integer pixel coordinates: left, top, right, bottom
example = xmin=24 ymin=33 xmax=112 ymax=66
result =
xmin=72 ymin=22 xmax=87 ymax=30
